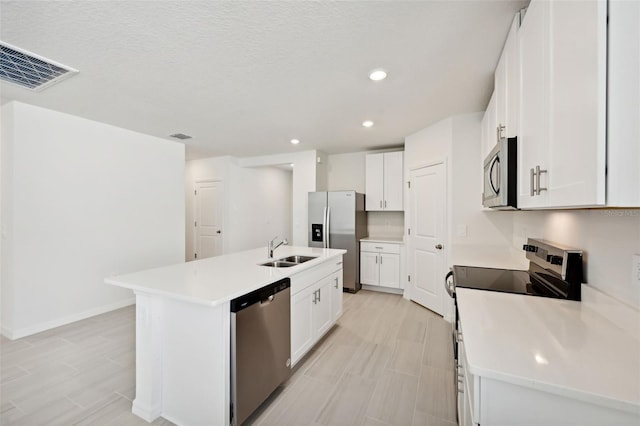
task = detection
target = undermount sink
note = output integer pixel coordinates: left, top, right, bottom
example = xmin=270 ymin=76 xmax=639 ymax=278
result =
xmin=260 ymin=255 xmax=318 ymax=268
xmin=280 ymin=255 xmax=317 ymax=264
xmin=260 ymin=260 xmax=298 ymax=268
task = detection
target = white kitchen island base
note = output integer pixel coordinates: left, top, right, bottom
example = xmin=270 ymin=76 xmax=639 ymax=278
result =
xmin=105 ymin=246 xmax=345 ymax=425
xmin=132 ymin=293 xmax=231 ymax=425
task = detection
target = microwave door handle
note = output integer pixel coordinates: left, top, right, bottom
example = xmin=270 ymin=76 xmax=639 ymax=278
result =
xmin=489 ymin=156 xmax=500 ymax=195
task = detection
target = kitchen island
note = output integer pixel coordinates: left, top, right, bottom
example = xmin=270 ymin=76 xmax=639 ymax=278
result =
xmin=105 ymin=245 xmax=346 ymax=426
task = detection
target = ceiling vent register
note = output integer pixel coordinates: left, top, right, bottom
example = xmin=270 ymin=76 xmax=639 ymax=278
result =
xmin=0 ymin=41 xmax=78 ymax=91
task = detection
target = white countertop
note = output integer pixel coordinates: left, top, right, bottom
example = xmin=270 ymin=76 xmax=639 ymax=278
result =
xmin=105 ymin=246 xmax=346 ymax=307
xmin=456 ymin=287 xmax=640 ymax=414
xmin=360 ymin=236 xmax=404 ymax=244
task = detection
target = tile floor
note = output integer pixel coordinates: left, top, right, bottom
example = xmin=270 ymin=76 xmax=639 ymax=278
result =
xmin=1 ymin=290 xmax=456 ymax=426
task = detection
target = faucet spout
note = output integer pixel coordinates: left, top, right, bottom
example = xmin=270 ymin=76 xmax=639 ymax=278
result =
xmin=268 ymin=236 xmax=288 ymax=258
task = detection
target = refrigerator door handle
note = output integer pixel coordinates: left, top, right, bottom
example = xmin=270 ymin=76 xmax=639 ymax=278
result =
xmin=326 ymin=206 xmax=331 ymax=248
xmin=322 ymin=207 xmax=327 ymax=248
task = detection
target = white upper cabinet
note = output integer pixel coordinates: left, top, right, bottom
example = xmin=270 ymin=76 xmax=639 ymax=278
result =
xmin=495 ymin=15 xmax=521 ymax=140
xmin=481 ymin=91 xmax=498 ymax=159
xmin=607 ymin=0 xmax=640 ymax=207
xmin=365 ymin=151 xmax=404 ymax=211
xmin=518 ymin=0 xmax=607 ymax=209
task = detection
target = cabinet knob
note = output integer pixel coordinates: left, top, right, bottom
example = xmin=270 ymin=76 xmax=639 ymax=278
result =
xmin=435 ymin=244 xmax=443 ymax=250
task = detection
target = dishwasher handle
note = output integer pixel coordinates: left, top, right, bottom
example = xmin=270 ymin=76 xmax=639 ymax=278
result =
xmin=230 ymin=278 xmax=291 ymax=313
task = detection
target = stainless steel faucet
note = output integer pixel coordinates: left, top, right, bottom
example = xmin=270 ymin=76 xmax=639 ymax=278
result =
xmin=268 ymin=236 xmax=288 ymax=258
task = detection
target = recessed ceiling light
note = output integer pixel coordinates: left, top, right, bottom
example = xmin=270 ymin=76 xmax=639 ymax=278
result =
xmin=362 ymin=120 xmax=374 ymax=128
xmin=290 ymin=139 xmax=300 ymax=145
xmin=369 ymin=69 xmax=387 ymax=81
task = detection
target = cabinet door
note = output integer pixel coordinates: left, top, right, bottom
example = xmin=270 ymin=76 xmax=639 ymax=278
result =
xmin=504 ymin=15 xmax=520 ymax=138
xmin=378 ymin=253 xmax=400 ymax=288
xmin=330 ymin=270 xmax=343 ymax=321
xmin=494 ymin=53 xmax=507 ymax=140
xmin=383 ymin=151 xmax=404 ymax=211
xmin=313 ymin=279 xmax=333 ymax=337
xmin=496 ymin=15 xmax=520 ymax=140
xmin=545 ymin=0 xmax=606 ymax=207
xmin=519 ymin=0 xmax=606 ymax=208
xmin=518 ymin=0 xmax=548 ymax=209
xmin=482 ymin=91 xmax=498 ymax=159
xmin=365 ymin=153 xmax=384 ymax=211
xmin=291 ymin=286 xmax=315 ymax=366
xmin=360 ymin=251 xmax=379 ymax=285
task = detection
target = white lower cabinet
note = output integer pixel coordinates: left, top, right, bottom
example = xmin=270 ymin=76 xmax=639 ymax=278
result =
xmin=360 ymin=242 xmax=401 ymax=288
xmin=330 ymin=270 xmax=343 ymax=321
xmin=290 ymin=258 xmax=344 ymax=366
xmin=457 ymin=324 xmax=638 ymax=426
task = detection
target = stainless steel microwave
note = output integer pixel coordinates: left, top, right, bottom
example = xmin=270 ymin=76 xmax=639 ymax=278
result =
xmin=482 ymin=137 xmax=517 ymax=209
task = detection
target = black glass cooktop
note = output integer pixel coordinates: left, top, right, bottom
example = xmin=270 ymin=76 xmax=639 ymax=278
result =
xmin=452 ymin=265 xmax=562 ymax=298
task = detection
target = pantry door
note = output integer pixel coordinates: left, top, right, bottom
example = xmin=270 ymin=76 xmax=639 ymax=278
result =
xmin=194 ymin=180 xmax=224 ymax=259
xmin=408 ymin=162 xmax=446 ymax=316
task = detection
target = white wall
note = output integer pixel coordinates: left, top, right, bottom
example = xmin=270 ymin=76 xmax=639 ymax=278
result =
xmin=239 ymin=150 xmax=319 ymax=247
xmin=512 ymin=210 xmax=640 ymax=309
xmin=405 ymin=114 xmax=515 ymax=266
xmin=327 ymin=151 xmax=367 ymax=193
xmin=1 ymin=102 xmax=185 ymax=339
xmin=185 ymin=151 xmax=312 ymax=260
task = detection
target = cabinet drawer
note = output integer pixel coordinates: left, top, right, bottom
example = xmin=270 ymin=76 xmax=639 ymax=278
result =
xmin=290 ymin=257 xmax=343 ymax=295
xmin=360 ymin=242 xmax=401 ymax=254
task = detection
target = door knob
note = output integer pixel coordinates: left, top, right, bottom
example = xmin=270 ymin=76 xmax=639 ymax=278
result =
xmin=216 ymin=230 xmax=222 ymax=234
xmin=435 ymin=244 xmax=443 ymax=250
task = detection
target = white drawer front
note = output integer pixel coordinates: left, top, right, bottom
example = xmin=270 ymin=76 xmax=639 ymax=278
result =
xmin=360 ymin=241 xmax=401 ymax=254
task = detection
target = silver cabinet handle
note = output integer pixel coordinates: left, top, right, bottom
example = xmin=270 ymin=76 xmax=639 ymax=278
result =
xmin=312 ymin=290 xmax=317 ymax=304
xmin=435 ymin=244 xmax=443 ymax=250
xmin=530 ymin=168 xmax=536 ymax=196
xmin=380 ymin=255 xmax=383 ymax=264
xmin=317 ymin=288 xmax=321 ymax=302
xmin=375 ymin=256 xmax=377 ymax=264
xmin=334 ymin=277 xmax=338 ymax=289
xmin=379 ymin=200 xmax=383 ymax=208
xmin=536 ymin=165 xmax=547 ymax=195
xmin=496 ymin=124 xmax=505 ymax=142
xmin=384 ymin=200 xmax=387 ymax=208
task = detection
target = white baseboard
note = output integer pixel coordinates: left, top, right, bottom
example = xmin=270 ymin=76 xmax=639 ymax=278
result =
xmin=132 ymin=399 xmax=162 ymax=423
xmin=362 ymin=284 xmax=404 ymax=295
xmin=1 ymin=297 xmax=136 ymax=340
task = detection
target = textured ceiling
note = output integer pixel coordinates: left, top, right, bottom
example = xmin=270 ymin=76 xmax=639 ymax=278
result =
xmin=0 ymin=0 xmax=528 ymax=160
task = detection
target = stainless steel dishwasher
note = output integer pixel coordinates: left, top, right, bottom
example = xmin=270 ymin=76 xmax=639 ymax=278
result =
xmin=230 ymin=278 xmax=291 ymax=426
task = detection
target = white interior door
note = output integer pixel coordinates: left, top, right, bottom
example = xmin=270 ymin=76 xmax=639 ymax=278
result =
xmin=195 ymin=180 xmax=223 ymax=259
xmin=408 ymin=163 xmax=446 ymax=316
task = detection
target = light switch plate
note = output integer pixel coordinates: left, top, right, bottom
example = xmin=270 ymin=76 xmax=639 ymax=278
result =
xmin=633 ymin=254 xmax=640 ymax=286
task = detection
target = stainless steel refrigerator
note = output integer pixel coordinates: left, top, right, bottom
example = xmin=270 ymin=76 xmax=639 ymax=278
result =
xmin=308 ymin=191 xmax=367 ymax=293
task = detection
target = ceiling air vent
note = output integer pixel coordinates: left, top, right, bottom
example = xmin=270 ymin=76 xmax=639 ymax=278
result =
xmin=169 ymin=133 xmax=192 ymax=140
xmin=0 ymin=41 xmax=78 ymax=91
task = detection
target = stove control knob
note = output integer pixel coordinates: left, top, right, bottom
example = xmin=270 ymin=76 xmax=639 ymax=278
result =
xmin=547 ymin=255 xmax=563 ymax=265
xmin=523 ymin=244 xmax=538 ymax=252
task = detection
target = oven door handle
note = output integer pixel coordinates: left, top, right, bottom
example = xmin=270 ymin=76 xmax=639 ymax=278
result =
xmin=445 ymin=270 xmax=454 ymax=297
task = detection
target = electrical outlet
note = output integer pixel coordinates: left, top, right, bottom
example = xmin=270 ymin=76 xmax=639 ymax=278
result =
xmin=633 ymin=255 xmax=640 ymax=286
